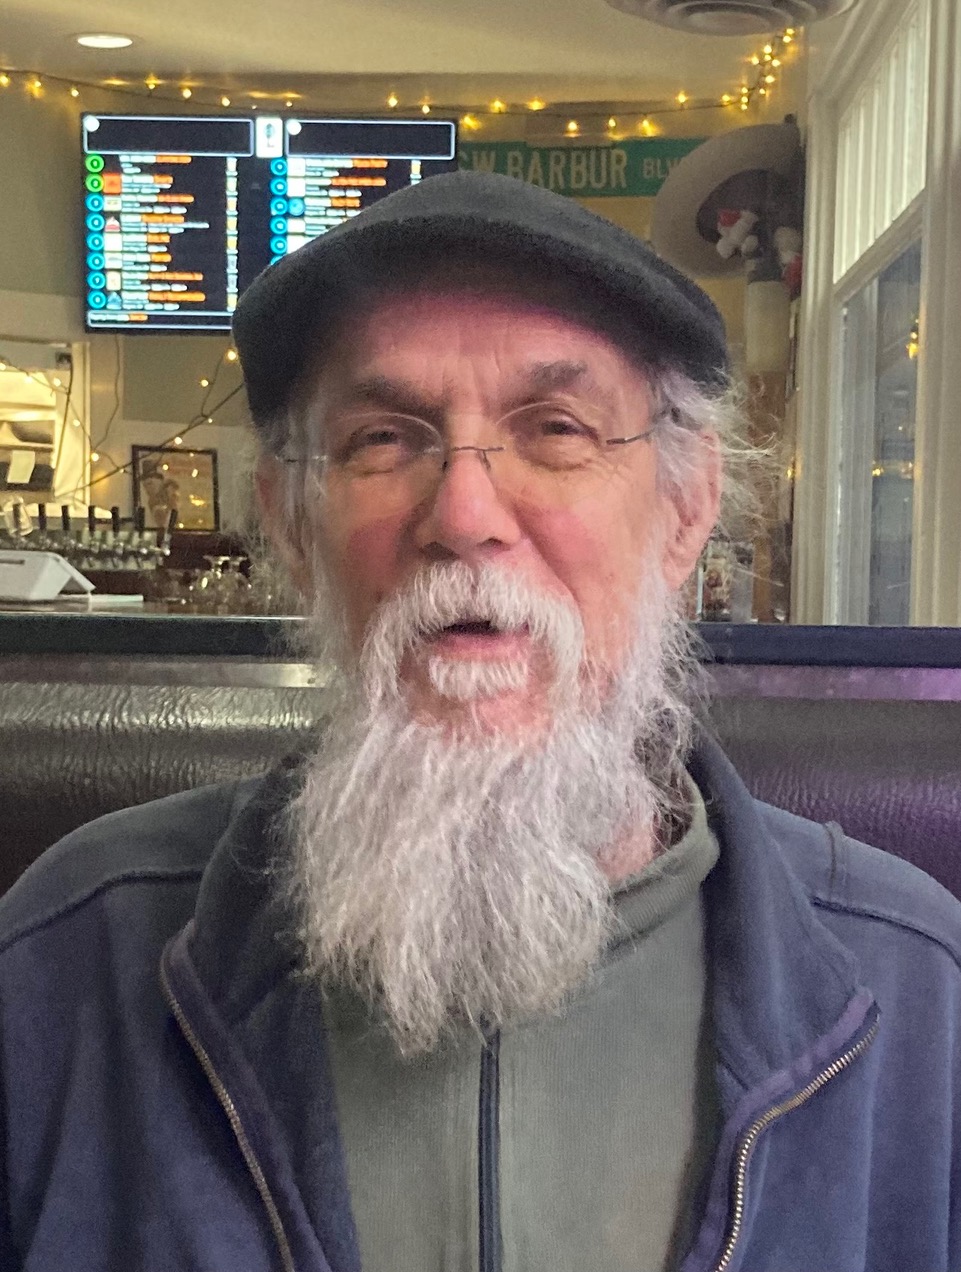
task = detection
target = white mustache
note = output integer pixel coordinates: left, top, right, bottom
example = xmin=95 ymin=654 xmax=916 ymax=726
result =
xmin=360 ymin=561 xmax=585 ymax=704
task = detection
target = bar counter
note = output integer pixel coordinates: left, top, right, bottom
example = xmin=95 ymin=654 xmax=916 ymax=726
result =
xmin=2 ymin=607 xmax=961 ymax=704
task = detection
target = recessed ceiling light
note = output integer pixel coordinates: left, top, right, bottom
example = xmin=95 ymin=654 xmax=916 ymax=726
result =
xmin=75 ymin=33 xmax=134 ymax=49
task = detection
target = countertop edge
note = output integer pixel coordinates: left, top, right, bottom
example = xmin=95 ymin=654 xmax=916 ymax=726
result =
xmin=2 ymin=613 xmax=961 ymax=667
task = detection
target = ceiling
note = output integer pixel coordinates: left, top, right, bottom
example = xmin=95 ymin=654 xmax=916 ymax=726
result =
xmin=2 ymin=0 xmax=768 ymax=107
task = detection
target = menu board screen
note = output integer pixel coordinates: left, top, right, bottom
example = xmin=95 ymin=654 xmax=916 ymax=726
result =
xmin=81 ymin=114 xmax=458 ymax=331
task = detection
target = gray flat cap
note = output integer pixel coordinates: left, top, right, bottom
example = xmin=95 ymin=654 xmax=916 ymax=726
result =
xmin=233 ymin=169 xmax=730 ymax=426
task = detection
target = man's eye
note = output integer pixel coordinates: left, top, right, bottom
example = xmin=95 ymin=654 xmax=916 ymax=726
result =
xmin=356 ymin=428 xmax=403 ymax=450
xmin=336 ymin=425 xmax=406 ymax=461
xmin=539 ymin=416 xmax=588 ymax=437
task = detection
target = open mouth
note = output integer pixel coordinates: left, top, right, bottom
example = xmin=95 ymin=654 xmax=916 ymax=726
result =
xmin=423 ymin=618 xmax=529 ymax=649
xmin=442 ymin=619 xmax=500 ymax=636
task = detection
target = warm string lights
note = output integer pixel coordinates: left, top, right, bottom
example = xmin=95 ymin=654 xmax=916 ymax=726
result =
xmin=103 ymin=343 xmax=242 ymax=485
xmin=1 ymin=28 xmax=797 ymax=140
xmin=0 ymin=346 xmax=243 ymax=505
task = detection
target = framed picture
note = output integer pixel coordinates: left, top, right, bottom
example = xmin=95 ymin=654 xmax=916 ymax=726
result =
xmin=132 ymin=445 xmax=220 ymax=532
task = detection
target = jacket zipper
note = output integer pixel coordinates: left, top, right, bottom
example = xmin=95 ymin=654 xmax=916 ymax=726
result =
xmin=712 ymin=1013 xmax=880 ymax=1272
xmin=478 ymin=1028 xmax=502 ymax=1272
xmin=160 ymin=961 xmax=296 ymax=1272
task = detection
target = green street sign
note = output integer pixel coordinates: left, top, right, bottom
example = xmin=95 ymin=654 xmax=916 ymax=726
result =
xmin=458 ymin=138 xmax=704 ymax=198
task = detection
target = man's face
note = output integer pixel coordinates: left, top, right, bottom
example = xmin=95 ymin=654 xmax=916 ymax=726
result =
xmin=260 ymin=283 xmax=721 ymax=1049
xmin=264 ymin=286 xmax=715 ymax=732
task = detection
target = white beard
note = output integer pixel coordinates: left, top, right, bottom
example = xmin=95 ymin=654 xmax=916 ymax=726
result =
xmin=283 ymin=559 xmax=697 ymax=1056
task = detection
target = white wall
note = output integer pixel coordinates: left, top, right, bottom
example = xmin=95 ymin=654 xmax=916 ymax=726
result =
xmin=89 ymin=416 xmax=256 ymax=531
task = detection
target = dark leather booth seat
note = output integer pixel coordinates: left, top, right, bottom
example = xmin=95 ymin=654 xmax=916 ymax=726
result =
xmin=2 ymin=653 xmax=961 ymax=900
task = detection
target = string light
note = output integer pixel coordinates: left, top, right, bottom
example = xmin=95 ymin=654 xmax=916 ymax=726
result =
xmin=0 ymin=29 xmax=795 ymax=138
xmin=224 ymin=349 xmax=238 ymax=363
xmin=906 ymin=319 xmax=920 ymax=359
xmin=0 ymin=341 xmax=247 ymax=507
xmin=199 ymin=378 xmax=210 ymax=387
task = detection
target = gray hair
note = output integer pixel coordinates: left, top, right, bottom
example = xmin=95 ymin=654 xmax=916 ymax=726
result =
xmin=645 ymin=367 xmax=759 ymax=535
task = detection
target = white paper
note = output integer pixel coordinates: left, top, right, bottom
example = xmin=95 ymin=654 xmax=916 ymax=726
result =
xmin=6 ymin=449 xmax=36 ymax=484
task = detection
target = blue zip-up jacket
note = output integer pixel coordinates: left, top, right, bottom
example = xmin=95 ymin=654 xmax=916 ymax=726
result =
xmin=0 ymin=734 xmax=959 ymax=1271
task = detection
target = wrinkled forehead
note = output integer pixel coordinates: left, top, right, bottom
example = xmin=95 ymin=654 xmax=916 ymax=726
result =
xmin=293 ymin=260 xmax=656 ymax=415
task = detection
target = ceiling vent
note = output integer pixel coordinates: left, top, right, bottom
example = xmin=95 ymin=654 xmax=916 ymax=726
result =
xmin=605 ymin=0 xmax=860 ymax=35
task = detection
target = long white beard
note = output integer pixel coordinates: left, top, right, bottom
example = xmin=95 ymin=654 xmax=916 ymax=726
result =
xmin=283 ymin=560 xmax=697 ymax=1056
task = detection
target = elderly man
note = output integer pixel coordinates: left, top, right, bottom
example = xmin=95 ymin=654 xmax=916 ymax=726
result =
xmin=1 ymin=172 xmax=959 ymax=1272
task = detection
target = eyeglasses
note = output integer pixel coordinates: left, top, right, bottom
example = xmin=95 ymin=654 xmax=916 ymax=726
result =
xmin=278 ymin=400 xmax=660 ymax=513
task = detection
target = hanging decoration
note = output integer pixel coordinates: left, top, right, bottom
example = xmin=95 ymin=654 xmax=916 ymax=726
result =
xmin=0 ymin=28 xmax=797 ymax=141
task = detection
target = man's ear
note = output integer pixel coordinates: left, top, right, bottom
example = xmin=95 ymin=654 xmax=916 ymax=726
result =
xmin=254 ymin=454 xmax=312 ymax=596
xmin=659 ymin=431 xmax=723 ymax=591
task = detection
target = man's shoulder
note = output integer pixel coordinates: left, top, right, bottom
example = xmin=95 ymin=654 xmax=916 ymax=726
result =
xmin=757 ymin=800 xmax=961 ymax=969
xmin=0 ymin=776 xmax=268 ymax=953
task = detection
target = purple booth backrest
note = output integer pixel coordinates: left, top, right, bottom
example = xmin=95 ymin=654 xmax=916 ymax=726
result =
xmin=711 ymin=695 xmax=961 ymax=900
xmin=1 ymin=662 xmax=960 ymax=900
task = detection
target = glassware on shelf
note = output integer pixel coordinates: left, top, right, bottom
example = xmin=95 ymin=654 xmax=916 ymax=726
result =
xmin=223 ymin=555 xmax=251 ymax=611
xmin=193 ymin=555 xmax=224 ymax=612
xmin=701 ymin=533 xmax=734 ymax=623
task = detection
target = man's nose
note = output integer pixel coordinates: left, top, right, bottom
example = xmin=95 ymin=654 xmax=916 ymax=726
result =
xmin=412 ymin=445 xmax=523 ymax=562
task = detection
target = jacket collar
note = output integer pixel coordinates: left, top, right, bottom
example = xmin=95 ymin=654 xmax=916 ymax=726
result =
xmin=165 ymin=734 xmax=874 ymax=1268
xmin=183 ymin=734 xmax=874 ymax=1099
xmin=689 ymin=730 xmax=872 ymax=1097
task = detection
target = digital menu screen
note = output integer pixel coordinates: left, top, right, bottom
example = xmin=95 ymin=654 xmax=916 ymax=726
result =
xmin=81 ymin=114 xmax=458 ymax=331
